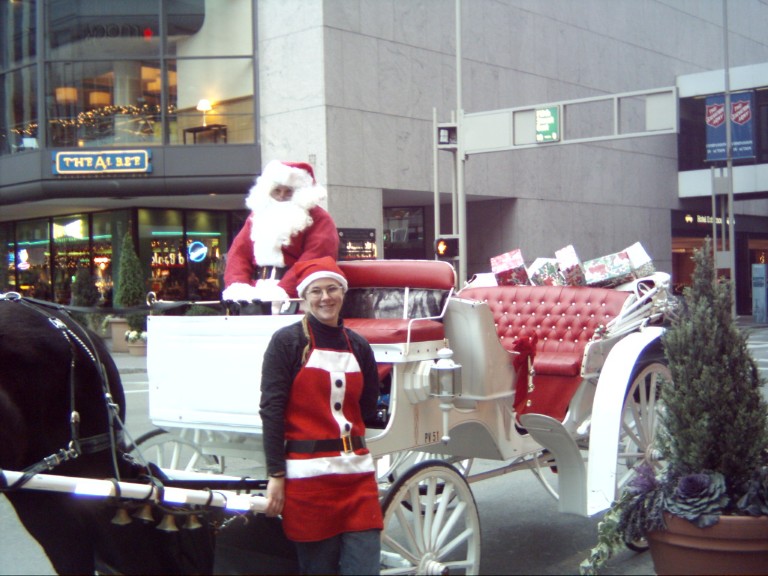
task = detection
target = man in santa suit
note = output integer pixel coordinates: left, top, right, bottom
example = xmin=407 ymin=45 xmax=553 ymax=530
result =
xmin=222 ymin=160 xmax=339 ymax=305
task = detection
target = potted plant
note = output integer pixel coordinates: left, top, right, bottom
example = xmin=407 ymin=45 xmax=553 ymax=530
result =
xmin=113 ymin=230 xmax=149 ymax=355
xmin=581 ymin=238 xmax=768 ymax=575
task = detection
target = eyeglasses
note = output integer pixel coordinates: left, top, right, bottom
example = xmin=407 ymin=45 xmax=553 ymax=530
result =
xmin=306 ymin=284 xmax=343 ymax=299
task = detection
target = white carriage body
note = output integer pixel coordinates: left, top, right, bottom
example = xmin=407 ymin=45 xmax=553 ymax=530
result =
xmin=146 ymin=260 xmax=674 ymax=517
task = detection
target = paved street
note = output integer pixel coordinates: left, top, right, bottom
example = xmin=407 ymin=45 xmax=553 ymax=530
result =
xmin=1 ymin=319 xmax=767 ymax=575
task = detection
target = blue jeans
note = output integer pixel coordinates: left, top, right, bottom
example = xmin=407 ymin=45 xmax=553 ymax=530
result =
xmin=294 ymin=529 xmax=381 ymax=575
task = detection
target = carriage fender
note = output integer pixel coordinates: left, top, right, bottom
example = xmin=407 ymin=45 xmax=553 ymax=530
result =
xmin=585 ymin=325 xmax=665 ymax=516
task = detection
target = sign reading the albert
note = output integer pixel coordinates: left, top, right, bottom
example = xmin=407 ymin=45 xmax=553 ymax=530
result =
xmin=52 ymin=150 xmax=152 ymax=175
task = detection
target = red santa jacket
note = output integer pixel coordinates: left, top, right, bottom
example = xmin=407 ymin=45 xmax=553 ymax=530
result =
xmin=224 ymin=205 xmax=339 ymax=298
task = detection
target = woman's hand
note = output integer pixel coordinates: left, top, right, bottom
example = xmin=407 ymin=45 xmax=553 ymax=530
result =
xmin=265 ymin=476 xmax=285 ymax=517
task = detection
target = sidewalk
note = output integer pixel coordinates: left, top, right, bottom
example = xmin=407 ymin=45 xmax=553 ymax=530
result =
xmin=106 ymin=337 xmax=147 ymax=374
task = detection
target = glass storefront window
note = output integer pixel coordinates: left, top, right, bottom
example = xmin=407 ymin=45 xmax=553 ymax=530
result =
xmin=15 ymin=219 xmax=51 ymax=299
xmin=186 ymin=210 xmax=225 ymax=300
xmin=52 ymin=214 xmax=90 ymax=304
xmin=93 ymin=211 xmax=130 ymax=305
xmin=139 ymin=208 xmax=184 ymax=300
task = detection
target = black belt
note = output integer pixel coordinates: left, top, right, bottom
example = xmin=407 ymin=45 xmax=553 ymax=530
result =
xmin=285 ymin=435 xmax=366 ymax=454
xmin=256 ymin=265 xmax=286 ymax=280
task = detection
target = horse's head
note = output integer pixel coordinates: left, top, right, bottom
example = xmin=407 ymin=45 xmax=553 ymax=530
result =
xmin=0 ymin=296 xmax=126 ymax=476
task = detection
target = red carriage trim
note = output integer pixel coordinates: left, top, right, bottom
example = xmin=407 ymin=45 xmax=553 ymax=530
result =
xmin=338 ymin=259 xmax=456 ymax=291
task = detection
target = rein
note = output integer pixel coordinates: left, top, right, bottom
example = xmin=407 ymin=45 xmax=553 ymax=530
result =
xmin=0 ymin=293 xmax=125 ymax=491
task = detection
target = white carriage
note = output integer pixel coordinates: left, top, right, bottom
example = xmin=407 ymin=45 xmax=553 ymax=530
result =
xmin=139 ymin=258 xmax=674 ymax=574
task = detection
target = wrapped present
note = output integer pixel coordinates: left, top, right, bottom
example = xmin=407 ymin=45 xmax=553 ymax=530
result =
xmin=527 ymin=258 xmax=565 ymax=286
xmin=491 ymin=248 xmax=530 ymax=286
xmin=583 ymin=250 xmax=635 ymax=287
xmin=624 ymin=241 xmax=656 ymax=277
xmin=555 ymin=245 xmax=586 ymax=286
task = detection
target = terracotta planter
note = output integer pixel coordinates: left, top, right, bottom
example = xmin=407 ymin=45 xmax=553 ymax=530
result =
xmin=648 ymin=513 xmax=768 ymax=575
xmin=108 ymin=318 xmax=129 ymax=353
xmin=126 ymin=342 xmax=147 ymax=356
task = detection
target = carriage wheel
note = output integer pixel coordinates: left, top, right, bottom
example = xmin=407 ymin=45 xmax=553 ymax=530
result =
xmin=380 ymin=461 xmax=481 ymax=575
xmin=129 ymin=428 xmax=222 ymax=473
xmin=616 ymin=355 xmax=670 ymax=551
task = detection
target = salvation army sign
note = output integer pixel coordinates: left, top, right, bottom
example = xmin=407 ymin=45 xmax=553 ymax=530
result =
xmin=705 ymin=91 xmax=755 ymax=162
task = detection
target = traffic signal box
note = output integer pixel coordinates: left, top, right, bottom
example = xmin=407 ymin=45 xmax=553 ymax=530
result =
xmin=434 ymin=236 xmax=459 ymax=260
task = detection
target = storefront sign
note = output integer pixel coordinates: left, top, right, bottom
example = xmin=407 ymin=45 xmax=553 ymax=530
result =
xmin=188 ymin=241 xmax=208 ymax=262
xmin=338 ymin=229 xmax=377 ymax=260
xmin=705 ymin=91 xmax=755 ymax=161
xmin=52 ymin=150 xmax=152 ymax=175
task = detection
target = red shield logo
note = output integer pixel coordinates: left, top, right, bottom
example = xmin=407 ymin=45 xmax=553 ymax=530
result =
xmin=706 ymin=103 xmax=725 ymax=127
xmin=731 ymin=100 xmax=751 ymax=125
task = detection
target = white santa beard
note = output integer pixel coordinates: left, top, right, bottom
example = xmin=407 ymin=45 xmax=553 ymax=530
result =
xmin=250 ymin=199 xmax=314 ymax=266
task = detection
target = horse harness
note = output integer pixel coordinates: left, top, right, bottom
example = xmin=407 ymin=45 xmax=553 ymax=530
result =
xmin=0 ymin=293 xmax=124 ymax=491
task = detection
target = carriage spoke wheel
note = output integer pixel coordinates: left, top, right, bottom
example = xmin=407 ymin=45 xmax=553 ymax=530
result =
xmin=615 ymin=357 xmax=670 ymax=552
xmin=129 ymin=428 xmax=222 ymax=473
xmin=380 ymin=461 xmax=481 ymax=575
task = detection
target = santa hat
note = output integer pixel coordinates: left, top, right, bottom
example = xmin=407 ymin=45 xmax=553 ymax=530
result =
xmin=245 ymin=160 xmax=326 ymax=211
xmin=294 ymin=256 xmax=348 ymax=298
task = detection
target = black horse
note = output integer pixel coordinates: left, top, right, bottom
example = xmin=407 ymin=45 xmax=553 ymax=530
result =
xmin=0 ymin=294 xmax=297 ymax=575
xmin=0 ymin=295 xmax=218 ymax=575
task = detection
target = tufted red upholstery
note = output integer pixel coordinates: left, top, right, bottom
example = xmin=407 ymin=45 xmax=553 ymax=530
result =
xmin=459 ymin=285 xmax=631 ymax=421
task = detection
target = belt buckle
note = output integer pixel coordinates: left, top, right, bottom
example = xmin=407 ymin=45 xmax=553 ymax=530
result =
xmin=341 ymin=433 xmax=353 ymax=454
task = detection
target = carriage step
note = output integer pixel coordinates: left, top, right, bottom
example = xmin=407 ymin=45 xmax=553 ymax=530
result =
xmin=517 ymin=413 xmax=587 ymax=516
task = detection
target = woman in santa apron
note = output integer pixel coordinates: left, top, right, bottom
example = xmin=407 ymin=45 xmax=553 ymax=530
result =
xmin=260 ymin=256 xmax=383 ymax=575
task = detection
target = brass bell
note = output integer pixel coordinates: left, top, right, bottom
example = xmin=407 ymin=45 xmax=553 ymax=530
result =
xmin=183 ymin=514 xmax=203 ymax=530
xmin=133 ymin=504 xmax=154 ymax=523
xmin=157 ymin=513 xmax=179 ymax=532
xmin=111 ymin=507 xmax=132 ymax=525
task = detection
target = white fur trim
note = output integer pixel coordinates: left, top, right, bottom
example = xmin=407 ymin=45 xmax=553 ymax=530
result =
xmin=222 ymin=282 xmax=260 ymax=302
xmin=245 ymin=160 xmax=325 ymax=211
xmin=297 ymin=271 xmax=348 ymax=298
xmin=286 ymin=453 xmax=375 ymax=479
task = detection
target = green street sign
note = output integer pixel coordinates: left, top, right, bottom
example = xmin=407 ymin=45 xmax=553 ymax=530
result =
xmin=536 ymin=106 xmax=560 ymax=143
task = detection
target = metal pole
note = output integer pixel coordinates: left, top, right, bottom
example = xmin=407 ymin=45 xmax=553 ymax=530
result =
xmin=723 ymin=0 xmax=737 ymax=316
xmin=455 ymin=0 xmax=467 ymax=287
xmin=433 ymin=107 xmax=441 ymax=238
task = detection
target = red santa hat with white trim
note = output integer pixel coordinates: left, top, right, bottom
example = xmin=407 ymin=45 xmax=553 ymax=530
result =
xmin=245 ymin=160 xmax=326 ymax=212
xmin=294 ymin=256 xmax=348 ymax=298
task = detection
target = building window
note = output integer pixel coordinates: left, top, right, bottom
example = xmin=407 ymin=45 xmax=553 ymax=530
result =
xmin=383 ymin=207 xmax=426 ymax=260
xmin=1 ymin=0 xmax=255 ymax=154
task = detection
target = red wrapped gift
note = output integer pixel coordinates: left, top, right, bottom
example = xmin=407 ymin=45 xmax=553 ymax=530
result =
xmin=584 ymin=250 xmax=635 ymax=287
xmin=491 ymin=249 xmax=530 ymax=286
xmin=555 ymin=245 xmax=586 ymax=286
xmin=527 ymin=258 xmax=565 ymax=286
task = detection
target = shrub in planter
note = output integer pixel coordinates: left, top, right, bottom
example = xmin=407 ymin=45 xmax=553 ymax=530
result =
xmin=581 ymin=237 xmax=768 ymax=575
xmin=114 ymin=231 xmax=148 ymax=337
